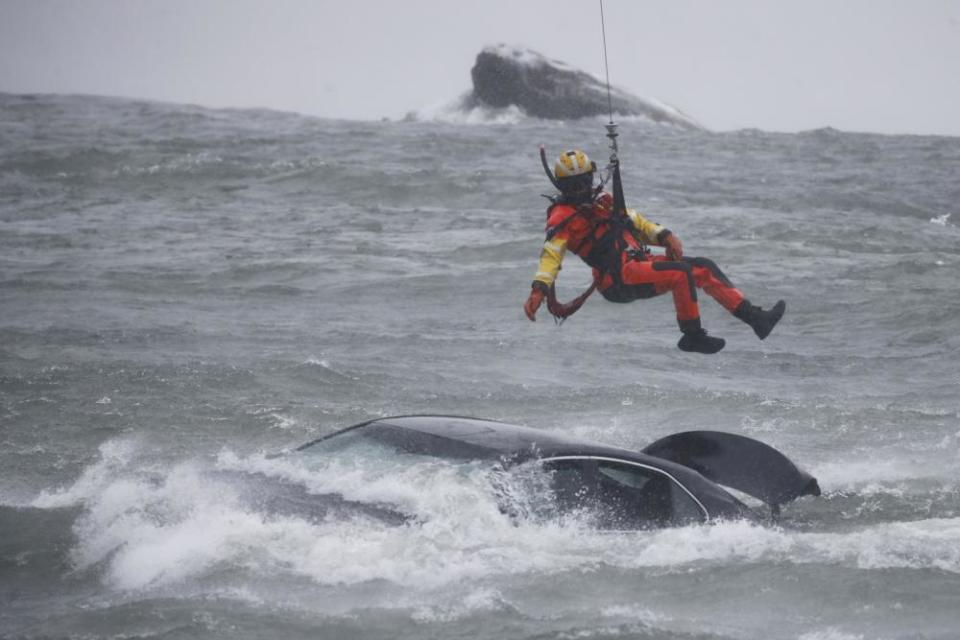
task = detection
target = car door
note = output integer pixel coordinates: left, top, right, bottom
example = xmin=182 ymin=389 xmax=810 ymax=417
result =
xmin=542 ymin=457 xmax=707 ymax=528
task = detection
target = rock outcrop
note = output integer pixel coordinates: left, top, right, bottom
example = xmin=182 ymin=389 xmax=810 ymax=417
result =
xmin=467 ymin=44 xmax=703 ymax=129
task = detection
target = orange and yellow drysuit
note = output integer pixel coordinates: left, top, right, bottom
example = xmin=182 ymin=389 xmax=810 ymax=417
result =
xmin=532 ymin=192 xmax=745 ymax=333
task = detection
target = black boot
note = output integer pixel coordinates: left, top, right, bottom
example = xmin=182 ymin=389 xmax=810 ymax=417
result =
xmin=678 ymin=329 xmax=726 ymax=354
xmin=734 ymin=299 xmax=786 ymax=340
xmin=677 ymin=318 xmax=725 ymax=354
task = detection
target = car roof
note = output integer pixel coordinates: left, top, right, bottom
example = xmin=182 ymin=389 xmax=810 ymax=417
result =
xmin=364 ymin=415 xmax=666 ymax=466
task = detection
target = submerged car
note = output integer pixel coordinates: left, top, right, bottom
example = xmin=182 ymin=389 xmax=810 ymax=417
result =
xmin=285 ymin=415 xmax=821 ymax=529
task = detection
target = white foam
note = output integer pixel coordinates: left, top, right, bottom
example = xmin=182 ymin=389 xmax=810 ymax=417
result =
xmin=269 ymin=413 xmax=297 ymax=430
xmin=798 ymin=629 xmax=865 ymax=640
xmin=70 ymin=463 xmax=250 ymax=589
xmin=40 ymin=440 xmax=960 ymax=595
xmin=602 ymin=517 xmax=960 ymax=574
xmin=217 ymin=449 xmax=540 ymax=535
xmin=600 ymin=604 xmax=667 ymax=623
xmin=116 ymin=152 xmax=223 ymax=177
xmin=410 ymin=587 xmax=510 ymax=623
xmin=811 ymin=455 xmax=951 ymax=492
xmin=413 ymin=92 xmax=528 ymax=126
xmin=802 ymin=518 xmax=960 ymax=573
xmin=32 ymin=437 xmax=140 ymax=508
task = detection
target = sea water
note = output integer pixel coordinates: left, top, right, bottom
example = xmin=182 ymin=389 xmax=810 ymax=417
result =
xmin=2 ymin=93 xmax=960 ymax=639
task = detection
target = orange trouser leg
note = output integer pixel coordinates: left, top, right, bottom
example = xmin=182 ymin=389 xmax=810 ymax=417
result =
xmin=607 ymin=256 xmax=745 ymax=331
xmin=614 ymin=258 xmax=700 ymax=328
xmin=686 ymin=257 xmax=745 ymax=312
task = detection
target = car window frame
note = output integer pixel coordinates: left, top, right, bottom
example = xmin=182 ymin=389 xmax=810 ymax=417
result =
xmin=539 ymin=455 xmax=710 ymax=522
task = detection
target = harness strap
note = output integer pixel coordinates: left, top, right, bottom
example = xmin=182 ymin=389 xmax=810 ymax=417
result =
xmin=546 ymin=278 xmax=598 ymax=324
xmin=542 ymin=200 xmax=629 ymax=321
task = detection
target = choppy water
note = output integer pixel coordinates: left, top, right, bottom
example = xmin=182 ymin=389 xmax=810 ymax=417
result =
xmin=2 ymin=92 xmax=960 ymax=640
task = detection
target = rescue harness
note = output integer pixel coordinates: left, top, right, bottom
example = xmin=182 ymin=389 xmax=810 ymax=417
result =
xmin=538 ymin=136 xmax=647 ymax=323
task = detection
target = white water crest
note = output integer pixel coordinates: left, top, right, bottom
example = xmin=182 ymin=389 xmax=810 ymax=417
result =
xmin=32 ymin=438 xmax=960 ymax=598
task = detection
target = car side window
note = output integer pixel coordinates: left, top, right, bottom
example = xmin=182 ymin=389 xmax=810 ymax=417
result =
xmin=596 ymin=461 xmax=705 ymax=527
xmin=543 ymin=459 xmax=705 ymax=528
xmin=545 ymin=459 xmax=597 ymax=512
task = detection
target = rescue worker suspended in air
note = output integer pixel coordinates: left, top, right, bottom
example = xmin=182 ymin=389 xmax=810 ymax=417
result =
xmin=523 ymin=149 xmax=785 ymax=354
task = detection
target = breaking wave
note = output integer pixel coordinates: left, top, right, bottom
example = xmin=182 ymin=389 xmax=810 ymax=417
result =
xmin=29 ymin=438 xmax=960 ymax=596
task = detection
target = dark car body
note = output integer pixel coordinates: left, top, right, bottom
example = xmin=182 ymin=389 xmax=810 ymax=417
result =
xmin=291 ymin=415 xmax=821 ymax=529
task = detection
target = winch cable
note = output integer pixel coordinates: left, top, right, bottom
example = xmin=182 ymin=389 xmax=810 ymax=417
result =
xmin=544 ymin=0 xmax=633 ymax=324
xmin=600 ymin=0 xmax=627 ymax=217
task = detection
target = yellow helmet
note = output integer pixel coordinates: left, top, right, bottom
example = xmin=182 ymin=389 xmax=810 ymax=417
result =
xmin=554 ymin=150 xmax=595 ymax=178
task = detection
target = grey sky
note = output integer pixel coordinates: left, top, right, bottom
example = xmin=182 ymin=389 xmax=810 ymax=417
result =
xmin=2 ymin=0 xmax=959 ymax=135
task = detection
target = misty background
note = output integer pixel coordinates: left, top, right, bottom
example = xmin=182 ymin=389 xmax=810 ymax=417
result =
xmin=1 ymin=0 xmax=959 ymax=136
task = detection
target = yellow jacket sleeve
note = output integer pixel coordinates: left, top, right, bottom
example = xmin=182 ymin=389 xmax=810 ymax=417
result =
xmin=532 ymin=237 xmax=568 ymax=287
xmin=626 ymin=208 xmax=669 ymax=246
